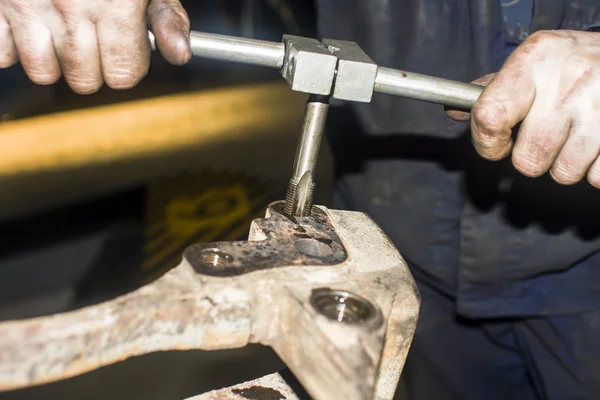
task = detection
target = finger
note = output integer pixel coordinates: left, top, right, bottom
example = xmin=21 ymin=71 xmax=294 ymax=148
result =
xmin=11 ymin=22 xmax=61 ymax=85
xmin=550 ymin=119 xmax=600 ymax=185
xmin=446 ymin=73 xmax=496 ymax=122
xmin=148 ymin=0 xmax=191 ymax=65
xmin=56 ymin=21 xmax=102 ymax=94
xmin=587 ymin=155 xmax=600 ymax=189
xmin=470 ymin=52 xmax=536 ymax=161
xmin=52 ymin=3 xmax=102 ymax=95
xmin=0 ymin=17 xmax=18 ymax=68
xmin=96 ymin=6 xmax=149 ymax=90
xmin=510 ymin=94 xmax=571 ymax=178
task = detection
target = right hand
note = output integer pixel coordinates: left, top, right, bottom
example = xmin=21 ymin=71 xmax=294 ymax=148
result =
xmin=0 ymin=0 xmax=192 ymax=94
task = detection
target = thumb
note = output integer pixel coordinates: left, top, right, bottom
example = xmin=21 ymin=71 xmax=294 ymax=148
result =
xmin=148 ymin=0 xmax=192 ymax=65
xmin=445 ymin=73 xmax=496 ymax=121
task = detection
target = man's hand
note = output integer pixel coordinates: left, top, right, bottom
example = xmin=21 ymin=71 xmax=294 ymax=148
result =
xmin=449 ymin=30 xmax=600 ymax=188
xmin=0 ymin=0 xmax=191 ymax=94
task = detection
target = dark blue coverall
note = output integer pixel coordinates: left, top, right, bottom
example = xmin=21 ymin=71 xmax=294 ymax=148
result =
xmin=316 ymin=0 xmax=600 ymax=398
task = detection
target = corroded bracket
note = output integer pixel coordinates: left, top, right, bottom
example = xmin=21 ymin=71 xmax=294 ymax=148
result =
xmin=189 ymin=373 xmax=299 ymax=400
xmin=0 ymin=202 xmax=419 ymax=400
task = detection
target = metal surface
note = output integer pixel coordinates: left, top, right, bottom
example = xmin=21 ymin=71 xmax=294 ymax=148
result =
xmin=284 ymin=96 xmax=329 ymax=217
xmin=374 ymin=67 xmax=483 ymax=109
xmin=149 ymin=31 xmax=286 ymax=69
xmin=321 ymin=39 xmax=378 ymax=103
xmin=0 ymin=202 xmax=420 ymax=400
xmin=151 ymin=30 xmax=483 ymax=109
xmin=189 ymin=373 xmax=300 ymax=400
xmin=280 ymin=35 xmax=338 ymax=96
xmin=185 ymin=202 xmax=347 ymax=276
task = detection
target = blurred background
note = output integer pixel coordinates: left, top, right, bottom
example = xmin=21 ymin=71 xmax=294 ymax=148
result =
xmin=0 ymin=1 xmax=335 ymax=398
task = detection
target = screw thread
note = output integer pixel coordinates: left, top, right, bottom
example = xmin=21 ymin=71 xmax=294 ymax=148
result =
xmin=284 ymin=178 xmax=315 ymax=217
xmin=283 ymin=178 xmax=298 ymax=216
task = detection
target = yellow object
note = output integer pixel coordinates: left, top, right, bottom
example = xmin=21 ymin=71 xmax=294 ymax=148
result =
xmin=143 ymin=171 xmax=276 ymax=282
xmin=0 ymin=82 xmax=306 ymax=177
xmin=0 ymin=82 xmax=308 ymax=221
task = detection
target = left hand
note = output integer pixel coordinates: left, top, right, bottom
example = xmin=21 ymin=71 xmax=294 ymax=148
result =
xmin=448 ymin=30 xmax=600 ymax=188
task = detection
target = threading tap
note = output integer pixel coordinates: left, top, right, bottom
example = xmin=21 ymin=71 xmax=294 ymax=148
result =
xmin=284 ymin=95 xmax=330 ymax=217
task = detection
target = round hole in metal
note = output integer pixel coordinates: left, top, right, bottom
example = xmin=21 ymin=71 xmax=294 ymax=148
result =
xmin=198 ymin=249 xmax=234 ymax=269
xmin=310 ymin=289 xmax=377 ymax=325
xmin=295 ymin=238 xmax=333 ymax=258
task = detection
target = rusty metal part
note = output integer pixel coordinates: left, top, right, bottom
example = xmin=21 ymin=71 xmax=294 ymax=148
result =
xmin=186 ymin=202 xmax=347 ymax=276
xmin=189 ymin=373 xmax=299 ymax=400
xmin=0 ymin=202 xmax=419 ymax=400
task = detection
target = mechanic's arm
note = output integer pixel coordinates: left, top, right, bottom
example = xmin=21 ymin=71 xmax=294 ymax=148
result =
xmin=0 ymin=0 xmax=191 ymax=94
xmin=451 ymin=30 xmax=600 ymax=188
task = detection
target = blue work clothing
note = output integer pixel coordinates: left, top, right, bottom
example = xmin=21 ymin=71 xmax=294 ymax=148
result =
xmin=317 ymin=0 xmax=600 ymax=398
xmin=317 ymin=0 xmax=600 ymax=319
xmin=399 ymin=277 xmax=600 ymax=399
xmin=502 ymin=0 xmax=534 ymax=55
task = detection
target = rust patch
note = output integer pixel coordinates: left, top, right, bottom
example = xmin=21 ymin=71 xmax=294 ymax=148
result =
xmin=231 ymin=386 xmax=285 ymax=400
xmin=293 ymin=233 xmax=312 ymax=239
xmin=185 ymin=201 xmax=348 ymax=277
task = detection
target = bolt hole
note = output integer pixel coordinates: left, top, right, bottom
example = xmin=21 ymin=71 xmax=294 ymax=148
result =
xmin=198 ymin=249 xmax=233 ymax=268
xmin=311 ymin=289 xmax=377 ymax=324
xmin=295 ymin=238 xmax=332 ymax=258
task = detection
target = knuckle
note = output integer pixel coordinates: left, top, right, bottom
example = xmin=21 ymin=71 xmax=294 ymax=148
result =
xmin=104 ymin=69 xmax=146 ymax=89
xmin=28 ymin=70 xmax=61 ymax=85
xmin=149 ymin=1 xmax=190 ymax=32
xmin=7 ymin=3 xmax=27 ymax=14
xmin=588 ymin=170 xmax=600 ymax=189
xmin=471 ymin=100 xmax=511 ymax=159
xmin=51 ymin=0 xmax=75 ymax=14
xmin=512 ymin=151 xmax=547 ymax=177
xmin=0 ymin=55 xmax=17 ymax=68
xmin=22 ymin=56 xmax=61 ymax=84
xmin=472 ymin=136 xmax=506 ymax=160
xmin=525 ymin=30 xmax=569 ymax=48
xmin=472 ymin=100 xmax=507 ymax=135
xmin=74 ymin=85 xmax=102 ymax=94
xmin=550 ymin=163 xmax=580 ymax=185
xmin=151 ymin=0 xmax=187 ymax=14
xmin=475 ymin=146 xmax=507 ymax=161
xmin=148 ymin=0 xmax=168 ymax=15
xmin=566 ymin=54 xmax=593 ymax=81
xmin=518 ymin=31 xmax=574 ymax=61
xmin=68 ymin=78 xmax=102 ymax=94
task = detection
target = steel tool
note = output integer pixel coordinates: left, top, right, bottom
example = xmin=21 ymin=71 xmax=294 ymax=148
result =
xmin=149 ymin=31 xmax=483 ymax=217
